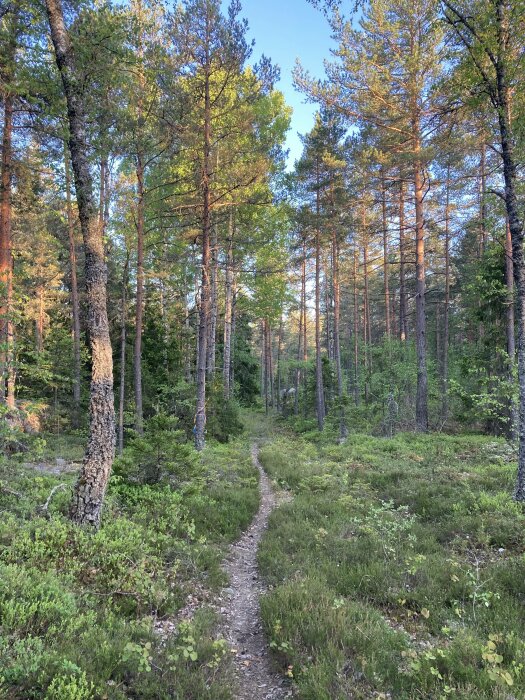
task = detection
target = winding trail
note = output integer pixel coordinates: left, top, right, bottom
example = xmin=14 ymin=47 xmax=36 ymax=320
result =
xmin=221 ymin=443 xmax=293 ymax=700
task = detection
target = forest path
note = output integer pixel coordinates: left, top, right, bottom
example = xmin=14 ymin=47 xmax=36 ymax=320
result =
xmin=221 ymin=442 xmax=293 ymax=700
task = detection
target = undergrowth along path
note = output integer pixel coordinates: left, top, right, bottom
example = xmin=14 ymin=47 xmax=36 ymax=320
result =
xmin=221 ymin=443 xmax=293 ymax=700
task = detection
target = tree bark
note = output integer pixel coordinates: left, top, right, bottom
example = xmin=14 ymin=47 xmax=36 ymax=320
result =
xmin=413 ymin=128 xmax=429 ymax=432
xmin=505 ymin=219 xmax=517 ymax=438
xmin=381 ymin=167 xmax=391 ymax=338
xmin=353 ymin=248 xmax=359 ymax=405
xmin=194 ymin=31 xmax=212 ymax=450
xmin=276 ymin=312 xmax=283 ymax=410
xmin=480 ymin=143 xmax=487 ymax=254
xmin=442 ymin=165 xmax=451 ymax=422
xmin=0 ymin=10 xmax=16 ymax=411
xmin=398 ymin=178 xmax=408 ymax=341
xmin=223 ymin=211 xmax=234 ymax=399
xmin=315 ymin=164 xmax=325 ymax=430
xmin=46 ymin=0 xmax=115 ymax=527
xmin=134 ymin=153 xmax=145 ymax=435
xmin=64 ymin=145 xmax=82 ymax=428
xmin=294 ymin=237 xmax=306 ymax=415
xmin=332 ymin=230 xmax=347 ymax=437
xmin=0 ymin=89 xmax=15 ymax=410
xmin=118 ymin=255 xmax=129 ymax=456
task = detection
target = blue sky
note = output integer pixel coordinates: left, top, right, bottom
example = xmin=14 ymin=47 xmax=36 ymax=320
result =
xmin=224 ymin=0 xmax=336 ymax=168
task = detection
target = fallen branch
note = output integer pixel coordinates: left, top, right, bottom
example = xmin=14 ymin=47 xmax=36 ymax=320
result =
xmin=0 ymin=482 xmax=23 ymax=498
xmin=39 ymin=483 xmax=68 ymax=517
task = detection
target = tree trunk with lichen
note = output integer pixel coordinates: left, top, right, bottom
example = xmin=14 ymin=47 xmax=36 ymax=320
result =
xmin=45 ymin=0 xmax=115 ymax=527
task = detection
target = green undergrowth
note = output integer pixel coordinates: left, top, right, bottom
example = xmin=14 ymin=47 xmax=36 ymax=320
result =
xmin=0 ymin=432 xmax=259 ymax=699
xmin=258 ymin=431 xmax=525 ymax=699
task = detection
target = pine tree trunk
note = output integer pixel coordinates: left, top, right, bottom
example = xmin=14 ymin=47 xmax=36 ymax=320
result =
xmin=398 ymin=178 xmax=408 ymax=341
xmin=64 ymin=145 xmax=82 ymax=428
xmin=262 ymin=320 xmax=268 ymax=413
xmin=194 ymin=37 xmax=212 ymax=451
xmin=332 ymin=231 xmax=347 ymax=438
xmin=479 ymin=143 xmax=487 ymax=254
xmin=230 ymin=284 xmax=236 ymax=390
xmin=134 ymin=154 xmax=145 ymax=435
xmin=353 ymin=249 xmax=359 ymax=405
xmin=302 ymin=242 xmax=308 ymax=411
xmin=36 ymin=289 xmax=44 ymax=352
xmin=324 ymin=253 xmax=333 ymax=360
xmin=276 ymin=313 xmax=283 ymax=410
xmin=505 ymin=219 xmax=517 ymax=438
xmin=413 ymin=129 xmax=429 ymax=432
xmin=381 ymin=167 xmax=391 ymax=338
xmin=223 ymin=212 xmax=234 ymax=399
xmin=268 ymin=321 xmax=274 ymax=408
xmin=207 ymin=217 xmax=218 ymax=381
xmin=315 ymin=168 xmax=325 ymax=430
xmin=442 ymin=166 xmax=451 ymax=423
xmin=0 ymin=90 xmax=15 ymax=410
xmin=294 ymin=238 xmax=306 ymax=415
xmin=118 ymin=256 xmax=129 ymax=456
xmin=46 ymin=0 xmax=115 ymax=527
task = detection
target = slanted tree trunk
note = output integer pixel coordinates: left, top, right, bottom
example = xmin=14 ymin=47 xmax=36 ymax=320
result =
xmin=64 ymin=145 xmax=81 ymax=427
xmin=134 ymin=153 xmax=145 ymax=435
xmin=46 ymin=0 xmax=115 ymax=527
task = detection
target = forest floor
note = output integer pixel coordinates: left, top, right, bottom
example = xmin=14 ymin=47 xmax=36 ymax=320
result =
xmin=257 ymin=426 xmax=525 ymax=700
xmin=2 ymin=417 xmax=525 ymax=699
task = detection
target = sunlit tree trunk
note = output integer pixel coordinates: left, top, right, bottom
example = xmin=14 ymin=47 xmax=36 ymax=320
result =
xmin=46 ymin=0 xmax=116 ymax=527
xmin=413 ymin=124 xmax=428 ymax=432
xmin=315 ymin=165 xmax=325 ymax=430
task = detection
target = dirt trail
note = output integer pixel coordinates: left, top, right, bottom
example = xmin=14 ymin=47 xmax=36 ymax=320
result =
xmin=221 ymin=443 xmax=293 ymax=700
